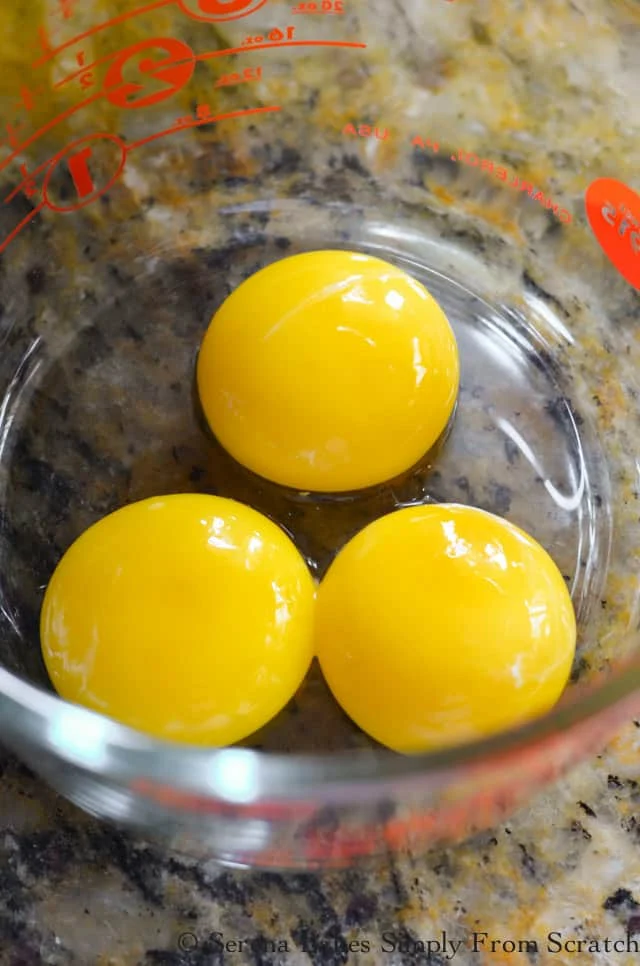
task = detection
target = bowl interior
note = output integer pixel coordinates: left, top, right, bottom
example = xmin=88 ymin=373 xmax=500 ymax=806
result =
xmin=1 ymin=195 xmax=635 ymax=757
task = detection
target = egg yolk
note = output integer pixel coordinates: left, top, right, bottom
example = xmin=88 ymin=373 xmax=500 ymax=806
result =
xmin=40 ymin=495 xmax=315 ymax=746
xmin=315 ymin=504 xmax=576 ymax=754
xmin=197 ymin=251 xmax=459 ymax=493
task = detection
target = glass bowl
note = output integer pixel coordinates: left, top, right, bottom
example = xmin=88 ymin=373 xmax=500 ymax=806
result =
xmin=0 ymin=0 xmax=639 ymax=868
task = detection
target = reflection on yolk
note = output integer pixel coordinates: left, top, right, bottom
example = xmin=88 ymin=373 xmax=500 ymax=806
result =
xmin=40 ymin=494 xmax=316 ymax=746
xmin=197 ymin=250 xmax=459 ymax=493
xmin=315 ymin=503 xmax=576 ymax=754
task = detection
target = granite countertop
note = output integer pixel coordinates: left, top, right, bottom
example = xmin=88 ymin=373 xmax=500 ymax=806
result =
xmin=3 ymin=721 xmax=640 ymax=966
xmin=2 ymin=1 xmax=640 ymax=963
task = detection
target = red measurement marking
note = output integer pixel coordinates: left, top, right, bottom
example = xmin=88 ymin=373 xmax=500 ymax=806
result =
xmin=31 ymin=0 xmax=175 ymax=67
xmin=127 ymin=104 xmax=281 ymax=151
xmin=131 ymin=778 xmax=316 ymax=821
xmin=0 ymin=92 xmax=104 ymax=176
xmin=18 ymin=164 xmax=39 ymax=199
xmin=4 ymin=26 xmax=289 ymax=173
xmin=450 ymin=147 xmax=572 ymax=224
xmin=4 ymin=158 xmax=53 ymax=205
xmin=67 ymin=147 xmax=95 ymax=198
xmin=198 ymin=38 xmax=367 ymax=61
xmin=242 ymin=26 xmax=295 ymax=44
xmin=0 ymin=203 xmax=46 ymax=256
xmin=79 ymin=72 xmax=95 ymax=90
xmin=103 ymin=37 xmax=196 ymax=110
xmin=54 ymin=51 xmax=119 ymax=90
xmin=343 ymin=122 xmax=389 ymax=141
xmin=58 ymin=0 xmax=76 ymax=18
xmin=54 ymin=30 xmax=365 ymax=93
xmin=13 ymin=86 xmax=39 ymax=113
xmin=56 ymin=42 xmax=190 ymax=93
xmin=177 ymin=0 xmax=268 ymax=21
xmin=29 ymin=25 xmax=54 ymax=63
xmin=0 ymin=106 xmax=280 ymax=255
xmin=5 ymin=104 xmax=278 ymax=213
xmin=2 ymin=123 xmax=25 ymax=151
xmin=215 ymin=65 xmax=263 ymax=86
xmin=43 ymin=134 xmax=127 ymax=213
xmin=292 ymin=1 xmax=344 ymax=13
xmin=412 ymin=135 xmax=439 ymax=152
xmin=586 ymin=178 xmax=640 ymax=289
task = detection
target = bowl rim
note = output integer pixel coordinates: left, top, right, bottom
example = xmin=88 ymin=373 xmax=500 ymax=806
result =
xmin=2 ymin=655 xmax=640 ymax=807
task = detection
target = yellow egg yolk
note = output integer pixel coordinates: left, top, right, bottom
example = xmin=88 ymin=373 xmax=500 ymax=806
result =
xmin=197 ymin=251 xmax=459 ymax=493
xmin=40 ymin=494 xmax=316 ymax=746
xmin=315 ymin=504 xmax=576 ymax=754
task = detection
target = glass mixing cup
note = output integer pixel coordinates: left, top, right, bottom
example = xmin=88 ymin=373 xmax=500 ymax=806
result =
xmin=0 ymin=0 xmax=639 ymax=869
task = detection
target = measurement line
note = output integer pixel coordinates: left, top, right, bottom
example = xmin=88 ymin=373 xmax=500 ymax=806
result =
xmin=125 ymin=104 xmax=281 ymax=151
xmin=4 ymin=102 xmax=279 ymax=202
xmin=31 ymin=0 xmax=175 ymax=67
xmin=197 ymin=0 xmax=269 ymax=20
xmin=0 ymin=203 xmax=45 ymax=255
xmin=198 ymin=39 xmax=367 ymax=60
xmin=0 ymin=107 xmax=280 ymax=252
xmin=8 ymin=34 xmax=363 ymax=176
xmin=53 ymin=51 xmax=119 ymax=90
xmin=4 ymin=157 xmax=54 ymax=204
xmin=53 ymin=47 xmax=194 ymax=93
xmin=53 ymin=36 xmax=366 ymax=90
xmin=0 ymin=93 xmax=105 ymax=176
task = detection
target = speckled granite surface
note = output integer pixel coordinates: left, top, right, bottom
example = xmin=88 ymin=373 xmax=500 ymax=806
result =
xmin=3 ymin=724 xmax=640 ymax=966
xmin=1 ymin=0 xmax=640 ymax=961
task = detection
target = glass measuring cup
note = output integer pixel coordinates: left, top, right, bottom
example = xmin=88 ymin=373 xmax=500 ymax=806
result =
xmin=0 ymin=0 xmax=639 ymax=869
